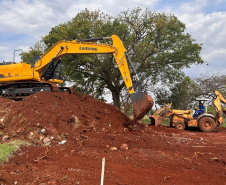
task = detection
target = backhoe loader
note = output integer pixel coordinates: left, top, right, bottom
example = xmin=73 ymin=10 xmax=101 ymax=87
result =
xmin=0 ymin=35 xmax=153 ymax=120
xmin=149 ymin=91 xmax=226 ymax=132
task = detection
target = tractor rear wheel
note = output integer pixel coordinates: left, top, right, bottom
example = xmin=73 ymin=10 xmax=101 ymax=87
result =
xmin=198 ymin=117 xmax=216 ymax=132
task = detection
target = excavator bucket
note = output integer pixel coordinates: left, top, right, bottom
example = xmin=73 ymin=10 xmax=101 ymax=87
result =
xmin=130 ymin=92 xmax=154 ymax=120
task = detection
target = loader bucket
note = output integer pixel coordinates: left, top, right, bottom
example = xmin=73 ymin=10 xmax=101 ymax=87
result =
xmin=149 ymin=116 xmax=164 ymax=126
xmin=130 ymin=92 xmax=154 ymax=120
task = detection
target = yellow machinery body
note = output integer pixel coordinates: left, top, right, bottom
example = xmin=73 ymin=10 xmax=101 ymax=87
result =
xmin=150 ymin=91 xmax=226 ymax=132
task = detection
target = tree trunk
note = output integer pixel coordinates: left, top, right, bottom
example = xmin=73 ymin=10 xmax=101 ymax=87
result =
xmin=111 ymin=90 xmax=121 ymax=110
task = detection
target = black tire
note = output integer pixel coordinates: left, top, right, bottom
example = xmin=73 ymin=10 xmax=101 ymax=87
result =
xmin=198 ymin=117 xmax=216 ymax=132
xmin=175 ymin=121 xmax=185 ymax=130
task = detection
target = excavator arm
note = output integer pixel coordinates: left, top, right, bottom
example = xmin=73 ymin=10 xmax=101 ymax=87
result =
xmin=213 ymin=90 xmax=226 ymax=125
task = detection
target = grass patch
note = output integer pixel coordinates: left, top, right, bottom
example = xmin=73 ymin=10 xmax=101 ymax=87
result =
xmin=142 ymin=116 xmax=150 ymax=124
xmin=0 ymin=144 xmax=17 ymax=162
xmin=0 ymin=140 xmax=29 ymax=163
xmin=159 ymin=118 xmax=170 ymax=126
xmin=220 ymin=122 xmax=226 ymax=128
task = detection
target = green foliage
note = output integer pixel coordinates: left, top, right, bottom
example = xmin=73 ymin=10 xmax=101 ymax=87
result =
xmin=160 ymin=118 xmax=171 ymax=126
xmin=118 ymin=8 xmax=203 ymax=86
xmin=42 ymin=9 xmax=130 ymax=106
xmin=142 ymin=117 xmax=150 ymax=124
xmin=220 ymin=122 xmax=226 ymax=128
xmin=155 ymin=76 xmax=198 ymax=109
xmin=169 ymin=77 xmax=198 ymax=109
xmin=20 ymin=41 xmax=45 ymax=64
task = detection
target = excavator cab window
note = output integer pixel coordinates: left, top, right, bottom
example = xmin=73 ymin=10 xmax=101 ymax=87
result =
xmin=52 ymin=62 xmax=63 ymax=80
xmin=31 ymin=56 xmax=41 ymax=68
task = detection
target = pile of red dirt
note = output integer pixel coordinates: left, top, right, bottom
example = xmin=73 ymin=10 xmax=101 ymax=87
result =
xmin=0 ymin=92 xmax=226 ymax=185
xmin=0 ymin=91 xmax=133 ymax=140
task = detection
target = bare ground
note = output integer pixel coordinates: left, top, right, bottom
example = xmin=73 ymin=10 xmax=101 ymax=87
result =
xmin=0 ymin=92 xmax=226 ymax=185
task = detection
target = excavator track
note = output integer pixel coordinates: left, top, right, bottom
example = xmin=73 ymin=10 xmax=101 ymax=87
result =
xmin=0 ymin=82 xmax=71 ymax=100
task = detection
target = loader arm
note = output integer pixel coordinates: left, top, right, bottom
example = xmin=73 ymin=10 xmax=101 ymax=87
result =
xmin=33 ymin=35 xmax=153 ymax=120
xmin=149 ymin=103 xmax=193 ymax=126
xmin=213 ymin=90 xmax=226 ymax=125
xmin=149 ymin=103 xmax=173 ymax=126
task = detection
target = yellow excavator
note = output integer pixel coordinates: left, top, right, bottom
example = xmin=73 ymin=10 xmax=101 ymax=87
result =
xmin=149 ymin=90 xmax=226 ymax=132
xmin=0 ymin=35 xmax=153 ymax=120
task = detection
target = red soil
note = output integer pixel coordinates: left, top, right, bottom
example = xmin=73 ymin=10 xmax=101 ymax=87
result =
xmin=0 ymin=91 xmax=226 ymax=185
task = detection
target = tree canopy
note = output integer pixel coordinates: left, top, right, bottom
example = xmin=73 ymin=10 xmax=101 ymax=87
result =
xmin=20 ymin=8 xmax=204 ymax=111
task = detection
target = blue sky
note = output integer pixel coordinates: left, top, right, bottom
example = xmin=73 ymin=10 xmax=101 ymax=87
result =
xmin=205 ymin=1 xmax=226 ymax=13
xmin=158 ymin=0 xmax=226 ymax=13
xmin=0 ymin=0 xmax=226 ymax=78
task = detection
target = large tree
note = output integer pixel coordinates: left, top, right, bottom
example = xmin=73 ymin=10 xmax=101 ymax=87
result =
xmin=20 ymin=8 xmax=204 ymax=110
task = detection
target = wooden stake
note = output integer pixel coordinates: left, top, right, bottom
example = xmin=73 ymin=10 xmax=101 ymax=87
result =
xmin=100 ymin=158 xmax=105 ymax=185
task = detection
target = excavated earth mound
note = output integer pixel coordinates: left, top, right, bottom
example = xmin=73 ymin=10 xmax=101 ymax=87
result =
xmin=0 ymin=92 xmax=226 ymax=185
xmin=1 ymin=91 xmax=132 ymax=139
